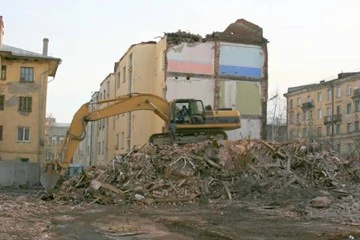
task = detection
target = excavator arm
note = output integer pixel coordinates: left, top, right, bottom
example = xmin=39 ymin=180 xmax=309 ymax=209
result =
xmin=41 ymin=93 xmax=170 ymax=191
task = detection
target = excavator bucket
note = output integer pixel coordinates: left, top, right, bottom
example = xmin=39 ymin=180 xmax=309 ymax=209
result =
xmin=40 ymin=165 xmax=60 ymax=192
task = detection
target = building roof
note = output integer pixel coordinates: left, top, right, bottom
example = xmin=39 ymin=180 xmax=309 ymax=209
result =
xmin=0 ymin=44 xmax=61 ymax=76
xmin=0 ymin=44 xmax=60 ymax=60
xmin=284 ymin=72 xmax=360 ymax=97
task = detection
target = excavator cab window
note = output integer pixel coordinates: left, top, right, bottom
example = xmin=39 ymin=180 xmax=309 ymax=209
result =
xmin=173 ymin=100 xmax=205 ymax=124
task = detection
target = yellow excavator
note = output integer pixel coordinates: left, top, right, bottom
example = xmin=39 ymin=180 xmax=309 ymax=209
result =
xmin=40 ymin=93 xmax=241 ymax=191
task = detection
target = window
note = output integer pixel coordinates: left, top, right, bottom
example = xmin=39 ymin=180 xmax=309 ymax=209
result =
xmin=317 ymin=109 xmax=322 ymax=119
xmin=116 ymin=72 xmax=120 ymax=89
xmin=1 ymin=65 xmax=6 ymax=80
xmin=296 ymin=113 xmax=300 ymax=123
xmin=348 ymin=143 xmax=353 ymax=153
xmin=309 ymin=110 xmax=313 ymax=120
xmin=355 ymin=121 xmax=360 ymax=132
xmin=128 ymin=53 xmax=133 ymax=68
xmin=18 ymin=96 xmax=32 ymax=112
xmin=20 ymin=67 xmax=34 ymax=82
xmin=46 ymin=151 xmax=53 ymax=161
xmin=303 ymin=111 xmax=306 ymax=121
xmin=102 ymin=141 xmax=104 ymax=155
xmin=326 ymin=107 xmax=331 ymax=116
xmin=296 ymin=97 xmax=301 ymax=107
xmin=128 ymin=65 xmax=132 ymax=93
xmin=289 ymin=99 xmax=293 ymax=109
xmin=289 ymin=114 xmax=293 ymax=124
xmin=327 ymin=88 xmax=332 ymax=100
xmin=59 ymin=137 xmax=64 ymax=147
xmin=326 ymin=125 xmax=331 ymax=136
xmin=356 ymin=100 xmax=360 ymax=112
xmin=0 ymin=125 xmax=2 ymax=141
xmin=115 ymin=133 xmax=119 ymax=150
xmin=347 ymin=123 xmax=353 ymax=133
xmin=347 ymin=85 xmax=352 ymax=96
xmin=317 ymin=91 xmax=322 ymax=101
xmin=120 ymin=132 xmax=124 ymax=149
xmin=335 ymin=123 xmax=341 ymax=135
xmin=0 ymin=95 xmax=4 ymax=110
xmin=123 ymin=66 xmax=126 ymax=83
xmin=17 ymin=127 xmax=30 ymax=142
xmin=336 ymin=105 xmax=341 ymax=114
xmin=317 ymin=127 xmax=322 ymax=137
xmin=97 ymin=142 xmax=101 ymax=155
xmin=347 ymin=103 xmax=352 ymax=114
xmin=336 ymin=87 xmax=341 ymax=97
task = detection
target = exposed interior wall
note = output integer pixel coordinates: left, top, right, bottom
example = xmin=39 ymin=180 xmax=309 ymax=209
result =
xmin=226 ymin=118 xmax=261 ymax=140
xmin=219 ymin=43 xmax=264 ymax=79
xmin=167 ymin=42 xmax=214 ymax=75
xmin=166 ymin=76 xmax=214 ymax=107
xmin=219 ymin=80 xmax=261 ymax=115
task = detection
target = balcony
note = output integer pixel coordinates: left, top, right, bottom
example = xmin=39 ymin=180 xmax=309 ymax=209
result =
xmin=352 ymin=88 xmax=360 ymax=98
xmin=301 ymin=100 xmax=314 ymax=110
xmin=323 ymin=114 xmax=342 ymax=125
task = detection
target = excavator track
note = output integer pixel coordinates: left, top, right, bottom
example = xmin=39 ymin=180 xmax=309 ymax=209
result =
xmin=149 ymin=130 xmax=227 ymax=145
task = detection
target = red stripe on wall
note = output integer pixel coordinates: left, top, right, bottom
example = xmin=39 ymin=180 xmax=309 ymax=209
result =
xmin=167 ymin=61 xmax=214 ymax=75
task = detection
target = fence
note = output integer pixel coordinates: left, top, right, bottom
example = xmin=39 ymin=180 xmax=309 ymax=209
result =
xmin=0 ymin=161 xmax=40 ymax=187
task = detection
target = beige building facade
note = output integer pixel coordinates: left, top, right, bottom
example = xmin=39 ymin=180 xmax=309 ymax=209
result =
xmin=0 ymin=16 xmax=61 ymax=163
xmin=45 ymin=118 xmax=69 ymax=161
xmin=284 ymin=72 xmax=360 ymax=155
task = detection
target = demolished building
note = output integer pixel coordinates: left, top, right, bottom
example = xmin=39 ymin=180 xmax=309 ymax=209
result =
xmin=73 ymin=19 xmax=269 ymax=166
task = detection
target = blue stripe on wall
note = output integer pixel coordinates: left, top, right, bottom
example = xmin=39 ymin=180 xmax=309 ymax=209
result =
xmin=219 ymin=65 xmax=262 ymax=78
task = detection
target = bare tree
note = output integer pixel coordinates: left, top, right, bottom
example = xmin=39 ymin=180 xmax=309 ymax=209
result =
xmin=267 ymin=89 xmax=287 ymax=141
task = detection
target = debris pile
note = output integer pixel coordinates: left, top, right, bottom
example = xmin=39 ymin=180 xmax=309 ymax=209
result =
xmin=50 ymin=139 xmax=360 ymax=205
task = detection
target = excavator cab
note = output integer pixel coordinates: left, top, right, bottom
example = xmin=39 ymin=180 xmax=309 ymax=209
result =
xmin=171 ymin=99 xmax=206 ymax=124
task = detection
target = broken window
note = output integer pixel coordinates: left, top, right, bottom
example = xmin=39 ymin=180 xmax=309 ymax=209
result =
xmin=20 ymin=67 xmax=34 ymax=82
xmin=0 ymin=95 xmax=4 ymax=110
xmin=18 ymin=96 xmax=32 ymax=112
xmin=17 ymin=127 xmax=30 ymax=142
xmin=1 ymin=65 xmax=6 ymax=80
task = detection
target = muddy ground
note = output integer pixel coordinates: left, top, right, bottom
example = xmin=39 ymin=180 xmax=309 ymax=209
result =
xmin=0 ymin=188 xmax=359 ymax=240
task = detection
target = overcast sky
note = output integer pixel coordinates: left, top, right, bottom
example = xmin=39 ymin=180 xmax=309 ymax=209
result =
xmin=2 ymin=0 xmax=360 ymax=123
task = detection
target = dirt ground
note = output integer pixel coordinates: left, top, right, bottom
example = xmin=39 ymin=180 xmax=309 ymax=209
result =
xmin=1 ymin=188 xmax=360 ymax=240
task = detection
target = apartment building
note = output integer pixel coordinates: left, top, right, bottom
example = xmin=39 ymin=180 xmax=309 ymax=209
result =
xmin=73 ymin=19 xmax=268 ymax=165
xmin=45 ymin=117 xmax=69 ymax=161
xmin=284 ymin=72 xmax=360 ymax=155
xmin=0 ymin=16 xmax=61 ymax=163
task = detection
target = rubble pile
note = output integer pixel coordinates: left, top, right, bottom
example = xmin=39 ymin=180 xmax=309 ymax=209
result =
xmin=50 ymin=139 xmax=360 ymax=205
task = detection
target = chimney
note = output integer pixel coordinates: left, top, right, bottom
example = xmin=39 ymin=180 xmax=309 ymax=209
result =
xmin=42 ymin=38 xmax=49 ymax=56
xmin=0 ymin=16 xmax=4 ymax=47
